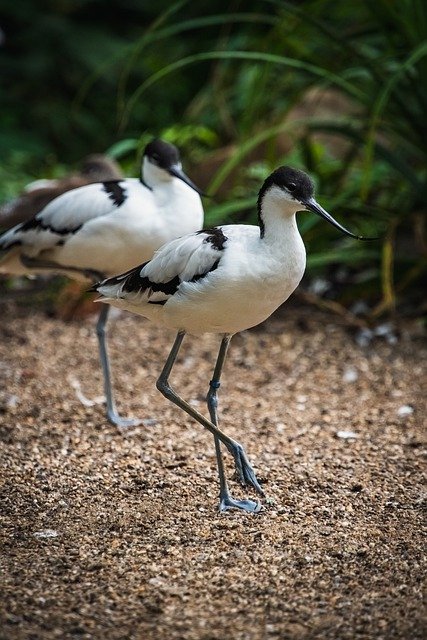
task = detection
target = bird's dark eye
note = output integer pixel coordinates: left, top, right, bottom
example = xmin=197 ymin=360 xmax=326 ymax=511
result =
xmin=287 ymin=182 xmax=297 ymax=192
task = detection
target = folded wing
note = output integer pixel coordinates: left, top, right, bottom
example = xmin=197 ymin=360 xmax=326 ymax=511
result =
xmin=94 ymin=227 xmax=228 ymax=306
xmin=0 ymin=179 xmax=145 ymax=254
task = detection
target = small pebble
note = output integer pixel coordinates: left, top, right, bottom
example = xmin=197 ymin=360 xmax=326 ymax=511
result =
xmin=308 ymin=277 xmax=331 ymax=295
xmin=343 ymin=366 xmax=358 ymax=383
xmin=351 ymin=300 xmax=370 ymax=316
xmin=7 ymin=394 xmax=19 ymax=408
xmin=374 ymin=322 xmax=398 ymax=344
xmin=336 ymin=430 xmax=358 ymax=440
xmin=397 ymin=405 xmax=414 ymax=417
xmin=33 ymin=529 xmax=58 ymax=539
xmin=355 ymin=328 xmax=373 ymax=348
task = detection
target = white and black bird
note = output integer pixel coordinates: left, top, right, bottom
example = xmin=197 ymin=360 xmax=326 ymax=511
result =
xmin=0 ymin=154 xmax=123 ymax=230
xmin=93 ymin=166 xmax=373 ymax=512
xmin=0 ymin=139 xmax=204 ymax=428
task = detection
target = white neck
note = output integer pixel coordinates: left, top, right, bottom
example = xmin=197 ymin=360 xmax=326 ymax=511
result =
xmin=142 ymin=158 xmax=173 ymax=188
xmin=257 ymin=190 xmax=307 ymax=293
xmin=142 ymin=159 xmax=204 ymax=231
xmin=259 ymin=189 xmax=302 ymax=247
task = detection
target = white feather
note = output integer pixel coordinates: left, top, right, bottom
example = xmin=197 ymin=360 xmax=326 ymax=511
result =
xmin=143 ymin=232 xmax=220 ymax=283
xmin=96 ymin=214 xmax=307 ymax=337
xmin=0 ymin=170 xmax=203 ymax=279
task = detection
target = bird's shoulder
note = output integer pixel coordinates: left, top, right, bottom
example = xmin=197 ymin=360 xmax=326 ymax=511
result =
xmin=145 ymin=226 xmax=229 ymax=282
xmin=37 ymin=178 xmax=141 ymax=225
xmin=13 ymin=178 xmax=150 ymax=237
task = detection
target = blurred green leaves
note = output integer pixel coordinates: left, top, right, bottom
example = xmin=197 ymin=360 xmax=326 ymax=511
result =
xmin=1 ymin=0 xmax=426 ymax=315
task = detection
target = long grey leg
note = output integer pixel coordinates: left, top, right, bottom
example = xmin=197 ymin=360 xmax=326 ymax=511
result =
xmin=18 ymin=254 xmax=138 ymax=429
xmin=156 ymin=331 xmax=264 ymax=503
xmin=96 ymin=304 xmax=141 ymax=429
xmin=207 ymin=335 xmax=261 ymax=513
xmin=19 ymin=255 xmax=139 ymax=427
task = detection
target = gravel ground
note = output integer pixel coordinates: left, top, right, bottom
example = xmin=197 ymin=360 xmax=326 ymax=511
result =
xmin=0 ymin=302 xmax=425 ymax=640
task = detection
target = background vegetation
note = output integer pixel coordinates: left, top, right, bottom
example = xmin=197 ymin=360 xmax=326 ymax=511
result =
xmin=1 ymin=0 xmax=426 ymax=317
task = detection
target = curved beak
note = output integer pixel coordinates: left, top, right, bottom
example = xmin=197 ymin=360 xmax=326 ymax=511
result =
xmin=168 ymin=164 xmax=207 ymax=196
xmin=301 ymin=197 xmax=377 ymax=241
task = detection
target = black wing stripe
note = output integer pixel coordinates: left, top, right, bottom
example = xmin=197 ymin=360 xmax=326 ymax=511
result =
xmin=18 ymin=217 xmax=82 ymax=236
xmin=142 ymin=275 xmax=180 ymax=296
xmin=90 ymin=261 xmax=147 ymax=291
xmin=196 ymin=227 xmax=227 ymax=250
xmin=102 ymin=181 xmax=127 ymax=207
xmin=128 ymin=258 xmax=220 ymax=296
xmin=190 ymin=259 xmax=220 ymax=283
xmin=120 ymin=272 xmax=180 ymax=297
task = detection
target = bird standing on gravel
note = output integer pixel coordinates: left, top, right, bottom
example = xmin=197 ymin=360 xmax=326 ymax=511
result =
xmin=93 ymin=166 xmax=372 ymax=512
xmin=0 ymin=139 xmax=204 ymax=428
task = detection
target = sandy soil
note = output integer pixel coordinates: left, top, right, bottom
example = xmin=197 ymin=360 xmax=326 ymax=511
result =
xmin=0 ymin=302 xmax=425 ymax=640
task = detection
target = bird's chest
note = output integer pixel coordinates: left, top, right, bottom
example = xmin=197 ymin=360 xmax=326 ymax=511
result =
xmin=186 ymin=244 xmax=307 ymax=334
xmin=152 ymin=187 xmax=203 ymax=235
xmin=224 ymin=241 xmax=306 ymax=307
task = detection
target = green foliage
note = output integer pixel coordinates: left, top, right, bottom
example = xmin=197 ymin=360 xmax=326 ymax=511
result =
xmin=1 ymin=0 xmax=426 ymax=315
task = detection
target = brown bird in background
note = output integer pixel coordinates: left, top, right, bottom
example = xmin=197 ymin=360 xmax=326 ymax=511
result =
xmin=0 ymin=154 xmax=122 ymax=230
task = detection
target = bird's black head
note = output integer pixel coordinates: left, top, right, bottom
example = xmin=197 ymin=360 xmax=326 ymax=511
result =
xmin=258 ymin=166 xmax=315 ymax=207
xmin=143 ymin=138 xmax=205 ymax=195
xmin=143 ymin=139 xmax=180 ymax=169
xmin=258 ymin=165 xmax=375 ymax=241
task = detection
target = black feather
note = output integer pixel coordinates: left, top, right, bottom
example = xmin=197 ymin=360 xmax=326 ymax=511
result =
xmin=102 ymin=181 xmax=127 ymax=207
xmin=197 ymin=227 xmax=227 ymax=251
xmin=18 ymin=216 xmax=82 ymax=236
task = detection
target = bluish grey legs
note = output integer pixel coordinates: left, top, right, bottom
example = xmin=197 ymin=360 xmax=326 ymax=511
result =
xmin=96 ymin=304 xmax=141 ymax=429
xmin=156 ymin=331 xmax=264 ymax=511
xmin=207 ymin=335 xmax=261 ymax=512
xmin=18 ymin=256 xmax=138 ymax=428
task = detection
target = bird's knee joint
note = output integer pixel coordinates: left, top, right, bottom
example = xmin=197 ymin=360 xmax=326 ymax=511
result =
xmin=156 ymin=378 xmax=165 ymax=393
xmin=96 ymin=325 xmax=106 ymax=338
xmin=228 ymin=440 xmax=242 ymax=457
xmin=207 ymin=379 xmax=221 ymax=408
xmin=207 ymin=393 xmax=218 ymax=411
xmin=156 ymin=378 xmax=174 ymax=400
